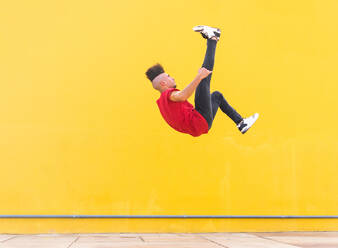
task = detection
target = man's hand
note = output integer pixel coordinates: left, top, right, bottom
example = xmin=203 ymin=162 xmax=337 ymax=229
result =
xmin=198 ymin=67 xmax=212 ymax=79
xmin=169 ymin=67 xmax=212 ymax=102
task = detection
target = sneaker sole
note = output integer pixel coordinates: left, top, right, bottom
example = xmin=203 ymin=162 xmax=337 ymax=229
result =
xmin=193 ymin=25 xmax=221 ymax=35
xmin=193 ymin=25 xmax=206 ymax=32
xmin=241 ymin=113 xmax=259 ymax=134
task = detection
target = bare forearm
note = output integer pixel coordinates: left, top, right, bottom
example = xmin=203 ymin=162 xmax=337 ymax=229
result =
xmin=171 ymin=68 xmax=211 ymax=102
xmin=178 ymin=75 xmax=202 ymax=101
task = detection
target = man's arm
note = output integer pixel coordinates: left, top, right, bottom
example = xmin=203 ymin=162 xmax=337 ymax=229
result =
xmin=170 ymin=68 xmax=212 ymax=102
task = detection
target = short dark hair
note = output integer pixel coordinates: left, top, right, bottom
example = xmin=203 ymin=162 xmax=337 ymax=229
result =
xmin=145 ymin=63 xmax=165 ymax=82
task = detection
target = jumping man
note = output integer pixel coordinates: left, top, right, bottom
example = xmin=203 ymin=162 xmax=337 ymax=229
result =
xmin=146 ymin=25 xmax=259 ymax=137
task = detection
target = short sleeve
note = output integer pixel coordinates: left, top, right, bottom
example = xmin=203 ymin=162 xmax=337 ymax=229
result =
xmin=163 ymin=88 xmax=179 ymax=101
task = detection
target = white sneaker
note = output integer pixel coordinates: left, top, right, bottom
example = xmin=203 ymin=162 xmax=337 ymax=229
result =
xmin=193 ymin=25 xmax=221 ymax=40
xmin=237 ymin=113 xmax=259 ymax=134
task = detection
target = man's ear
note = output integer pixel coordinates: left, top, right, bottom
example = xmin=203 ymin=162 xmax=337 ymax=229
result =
xmin=159 ymin=81 xmax=166 ymax=87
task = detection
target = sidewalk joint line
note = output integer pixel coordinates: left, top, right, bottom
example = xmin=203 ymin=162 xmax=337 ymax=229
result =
xmin=1 ymin=236 xmax=18 ymax=243
xmin=252 ymin=234 xmax=302 ymax=248
xmin=66 ymin=236 xmax=79 ymax=248
xmin=200 ymin=235 xmax=230 ymax=248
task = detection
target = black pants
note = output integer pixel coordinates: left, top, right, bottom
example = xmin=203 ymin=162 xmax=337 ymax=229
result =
xmin=195 ymin=39 xmax=243 ymax=130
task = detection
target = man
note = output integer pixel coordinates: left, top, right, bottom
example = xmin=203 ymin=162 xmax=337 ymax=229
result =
xmin=146 ymin=25 xmax=259 ymax=137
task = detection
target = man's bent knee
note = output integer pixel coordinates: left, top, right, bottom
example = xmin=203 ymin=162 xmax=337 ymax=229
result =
xmin=212 ymin=91 xmax=223 ymax=101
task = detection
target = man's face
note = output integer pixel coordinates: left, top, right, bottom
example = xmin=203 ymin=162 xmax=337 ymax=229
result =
xmin=152 ymin=72 xmax=177 ymax=91
xmin=163 ymin=73 xmax=176 ymax=88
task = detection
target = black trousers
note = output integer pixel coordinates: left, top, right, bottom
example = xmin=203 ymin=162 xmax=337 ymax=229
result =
xmin=195 ymin=39 xmax=243 ymax=130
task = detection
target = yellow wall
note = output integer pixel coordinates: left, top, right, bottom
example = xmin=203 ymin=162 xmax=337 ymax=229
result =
xmin=0 ymin=0 xmax=337 ymax=233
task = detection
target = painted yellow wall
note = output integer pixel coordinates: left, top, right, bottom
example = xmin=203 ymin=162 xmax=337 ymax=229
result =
xmin=0 ymin=0 xmax=337 ymax=233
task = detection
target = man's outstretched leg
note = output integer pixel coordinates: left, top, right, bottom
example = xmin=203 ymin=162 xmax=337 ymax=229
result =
xmin=211 ymin=91 xmax=243 ymax=125
xmin=210 ymin=91 xmax=259 ymax=134
xmin=194 ymin=26 xmax=243 ymax=129
xmin=193 ymin=25 xmax=259 ymax=134
xmin=194 ymin=38 xmax=218 ymax=129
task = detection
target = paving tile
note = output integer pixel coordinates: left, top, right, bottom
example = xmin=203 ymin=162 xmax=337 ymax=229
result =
xmin=135 ymin=234 xmax=184 ymax=237
xmin=141 ymin=236 xmax=208 ymax=242
xmin=0 ymin=235 xmax=17 ymax=242
xmin=201 ymin=233 xmax=259 ymax=238
xmin=71 ymin=235 xmax=221 ymax=248
xmin=77 ymin=233 xmax=122 ymax=237
xmin=298 ymin=245 xmax=338 ymax=248
xmin=71 ymin=236 xmax=144 ymax=248
xmin=1 ymin=233 xmax=337 ymax=248
xmin=253 ymin=235 xmax=338 ymax=248
xmin=202 ymin=236 xmax=301 ymax=248
xmin=177 ymin=233 xmax=201 ymax=237
xmin=254 ymin=232 xmax=338 ymax=237
xmin=77 ymin=236 xmax=142 ymax=243
xmin=73 ymin=243 xmax=222 ymax=248
xmin=0 ymin=235 xmax=77 ymax=248
xmin=71 ymin=236 xmax=143 ymax=248
xmin=71 ymin=241 xmax=144 ymax=248
xmin=136 ymin=244 xmax=226 ymax=248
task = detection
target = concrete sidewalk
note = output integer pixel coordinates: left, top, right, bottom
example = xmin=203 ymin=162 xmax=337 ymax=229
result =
xmin=0 ymin=232 xmax=337 ymax=247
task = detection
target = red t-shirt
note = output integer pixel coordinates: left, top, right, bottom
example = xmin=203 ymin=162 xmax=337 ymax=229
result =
xmin=156 ymin=88 xmax=209 ymax=137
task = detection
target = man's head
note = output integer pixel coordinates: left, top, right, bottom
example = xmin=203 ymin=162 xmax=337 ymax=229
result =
xmin=146 ymin=63 xmax=176 ymax=92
